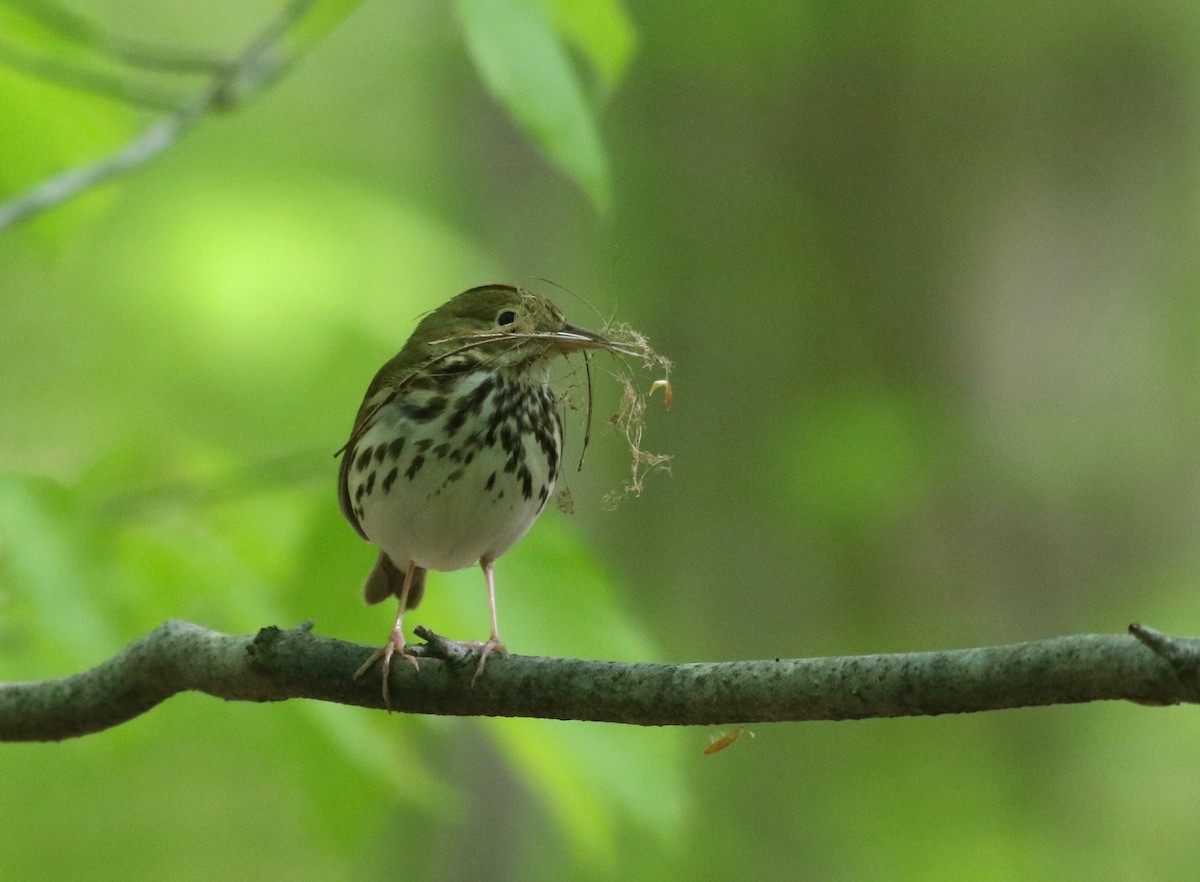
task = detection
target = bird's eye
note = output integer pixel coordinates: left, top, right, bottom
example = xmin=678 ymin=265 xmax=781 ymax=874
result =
xmin=496 ymin=309 xmax=518 ymax=327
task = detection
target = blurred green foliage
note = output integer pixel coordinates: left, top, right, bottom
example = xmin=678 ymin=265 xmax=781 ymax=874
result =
xmin=2 ymin=0 xmax=1200 ymax=879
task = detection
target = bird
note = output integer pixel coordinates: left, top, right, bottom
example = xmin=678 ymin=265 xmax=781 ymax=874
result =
xmin=337 ymin=284 xmax=621 ymax=705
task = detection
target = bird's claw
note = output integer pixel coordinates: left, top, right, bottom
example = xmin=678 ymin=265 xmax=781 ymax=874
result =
xmin=461 ymin=638 xmax=507 ymax=687
xmin=419 ymin=635 xmax=507 ymax=685
xmin=355 ymin=633 xmax=419 ymax=711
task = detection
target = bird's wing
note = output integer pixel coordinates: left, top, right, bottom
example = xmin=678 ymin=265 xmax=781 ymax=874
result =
xmin=335 ymin=384 xmax=399 ymax=540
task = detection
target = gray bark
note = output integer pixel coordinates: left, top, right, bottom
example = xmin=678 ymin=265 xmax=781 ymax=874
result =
xmin=1 ymin=621 xmax=1197 ymax=742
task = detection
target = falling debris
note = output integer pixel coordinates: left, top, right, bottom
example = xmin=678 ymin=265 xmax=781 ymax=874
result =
xmin=702 ymin=728 xmax=755 ymax=756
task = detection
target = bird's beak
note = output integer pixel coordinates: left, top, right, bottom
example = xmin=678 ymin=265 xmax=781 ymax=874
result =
xmin=551 ymin=323 xmax=637 ymax=356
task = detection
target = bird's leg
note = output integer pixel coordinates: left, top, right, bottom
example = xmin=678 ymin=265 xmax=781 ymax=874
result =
xmin=471 ymin=557 xmax=508 ymax=685
xmin=441 ymin=558 xmax=509 ymax=685
xmin=354 ymin=559 xmax=421 ymax=709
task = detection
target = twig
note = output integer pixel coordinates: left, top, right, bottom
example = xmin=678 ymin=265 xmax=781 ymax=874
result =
xmin=2 ymin=620 xmax=1197 ymax=742
xmin=0 ymin=40 xmax=185 ymax=110
xmin=4 ymin=0 xmax=225 ymax=73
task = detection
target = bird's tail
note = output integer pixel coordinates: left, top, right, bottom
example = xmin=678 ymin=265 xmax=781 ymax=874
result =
xmin=363 ymin=552 xmax=427 ymax=609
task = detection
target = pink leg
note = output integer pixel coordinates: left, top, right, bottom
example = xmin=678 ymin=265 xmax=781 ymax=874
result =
xmin=354 ymin=560 xmax=420 ymax=709
xmin=470 ymin=558 xmax=508 ymax=685
xmin=484 ymin=558 xmax=503 ymax=646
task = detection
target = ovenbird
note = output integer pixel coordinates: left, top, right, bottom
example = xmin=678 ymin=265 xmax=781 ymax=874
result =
xmin=337 ymin=284 xmax=621 ymax=704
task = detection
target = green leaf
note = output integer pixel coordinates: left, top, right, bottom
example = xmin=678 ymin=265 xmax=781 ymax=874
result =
xmin=544 ymin=0 xmax=636 ymax=99
xmin=0 ymin=6 xmax=148 ymax=239
xmin=0 ymin=474 xmax=119 ymax=668
xmin=68 ymin=443 xmax=456 ymax=818
xmin=456 ymin=0 xmax=613 ymax=212
xmin=487 ymin=716 xmax=686 ymax=868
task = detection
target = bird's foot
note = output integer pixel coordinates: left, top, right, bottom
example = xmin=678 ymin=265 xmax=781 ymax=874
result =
xmin=354 ymin=629 xmax=420 ymax=710
xmin=403 ymin=627 xmax=508 ymax=686
xmin=475 ymin=638 xmax=508 ymax=687
xmin=441 ymin=637 xmax=508 ymax=687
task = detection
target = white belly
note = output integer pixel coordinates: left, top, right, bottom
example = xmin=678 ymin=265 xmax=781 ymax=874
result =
xmin=347 ymin=371 xmax=561 ymax=571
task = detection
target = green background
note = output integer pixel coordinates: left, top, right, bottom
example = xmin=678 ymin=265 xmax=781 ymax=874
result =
xmin=2 ymin=0 xmax=1199 ymax=879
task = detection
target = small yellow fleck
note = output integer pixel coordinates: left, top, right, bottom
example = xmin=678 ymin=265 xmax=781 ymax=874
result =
xmin=703 ymin=727 xmax=755 ymax=755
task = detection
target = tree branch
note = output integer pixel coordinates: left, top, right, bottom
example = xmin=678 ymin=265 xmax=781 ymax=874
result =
xmin=0 ymin=0 xmax=314 ymax=232
xmin=2 ymin=621 xmax=1197 ymax=742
